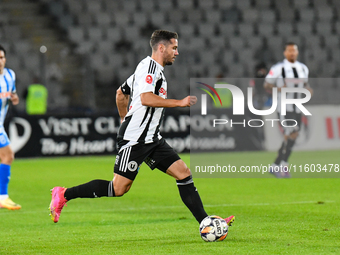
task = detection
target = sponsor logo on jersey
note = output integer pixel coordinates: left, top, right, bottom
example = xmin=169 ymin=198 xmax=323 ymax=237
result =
xmin=146 ymin=75 xmax=153 ymax=84
xmin=0 ymin=92 xmax=11 ymax=99
xmin=159 ymin=87 xmax=167 ymax=96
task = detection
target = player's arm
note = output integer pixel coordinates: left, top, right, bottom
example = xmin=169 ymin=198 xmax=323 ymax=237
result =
xmin=10 ymin=92 xmax=19 ymax=105
xmin=116 ymin=87 xmax=129 ymax=122
xmin=140 ymin=92 xmax=197 ymax=108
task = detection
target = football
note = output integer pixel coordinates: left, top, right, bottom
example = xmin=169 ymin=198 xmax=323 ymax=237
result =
xmin=199 ymin=215 xmax=229 ymax=242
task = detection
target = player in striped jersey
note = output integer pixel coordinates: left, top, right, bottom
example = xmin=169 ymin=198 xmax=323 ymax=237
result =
xmin=49 ymin=30 xmax=235 ymax=228
xmin=264 ymin=42 xmax=313 ymax=178
xmin=0 ymin=45 xmax=21 ymax=210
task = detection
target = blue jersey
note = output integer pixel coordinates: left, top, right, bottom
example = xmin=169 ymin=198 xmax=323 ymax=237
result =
xmin=0 ymin=68 xmax=16 ymax=133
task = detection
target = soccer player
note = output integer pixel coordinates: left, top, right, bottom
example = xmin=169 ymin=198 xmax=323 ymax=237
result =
xmin=0 ymin=45 xmax=21 ymax=210
xmin=264 ymin=42 xmax=313 ymax=178
xmin=49 ymin=30 xmax=235 ymax=228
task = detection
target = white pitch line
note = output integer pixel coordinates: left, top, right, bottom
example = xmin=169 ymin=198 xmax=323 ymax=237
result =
xmin=0 ymin=200 xmax=335 ymax=215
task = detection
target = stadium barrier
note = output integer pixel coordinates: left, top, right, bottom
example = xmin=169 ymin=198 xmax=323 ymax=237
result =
xmin=5 ymin=108 xmax=264 ymax=158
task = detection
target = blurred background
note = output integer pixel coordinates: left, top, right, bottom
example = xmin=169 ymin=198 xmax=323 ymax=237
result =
xmin=0 ymin=0 xmax=339 ymax=114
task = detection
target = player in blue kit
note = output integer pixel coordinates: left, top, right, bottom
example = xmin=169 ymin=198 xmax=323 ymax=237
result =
xmin=0 ymin=45 xmax=21 ymax=210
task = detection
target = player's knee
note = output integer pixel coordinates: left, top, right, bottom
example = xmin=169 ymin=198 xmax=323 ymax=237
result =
xmin=1 ymin=152 xmax=14 ymax=165
xmin=113 ymin=184 xmax=131 ymax=197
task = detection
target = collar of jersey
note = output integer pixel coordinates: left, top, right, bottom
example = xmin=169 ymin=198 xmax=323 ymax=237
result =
xmin=147 ymin=56 xmax=164 ymax=71
xmin=284 ymin=58 xmax=297 ymax=67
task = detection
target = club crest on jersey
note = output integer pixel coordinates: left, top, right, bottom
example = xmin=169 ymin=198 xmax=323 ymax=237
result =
xmin=128 ymin=161 xmax=138 ymax=172
xmin=146 ymin=75 xmax=153 ymax=84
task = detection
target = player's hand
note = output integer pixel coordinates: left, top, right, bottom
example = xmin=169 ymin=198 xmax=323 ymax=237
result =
xmin=180 ymin=96 xmax=197 ymax=107
xmin=10 ymin=93 xmax=19 ymax=105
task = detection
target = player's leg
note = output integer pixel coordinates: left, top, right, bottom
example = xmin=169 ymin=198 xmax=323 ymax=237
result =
xmin=49 ymin=143 xmax=143 ymax=223
xmin=166 ymin=159 xmax=208 ymax=223
xmin=0 ymin=136 xmax=21 ymax=210
xmin=147 ymin=139 xmax=234 ymax=225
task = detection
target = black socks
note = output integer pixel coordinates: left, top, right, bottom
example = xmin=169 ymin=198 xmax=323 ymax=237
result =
xmin=177 ymin=175 xmax=208 ymax=223
xmin=274 ymin=138 xmax=296 ymax=164
xmin=64 ymin=179 xmax=115 ymax=201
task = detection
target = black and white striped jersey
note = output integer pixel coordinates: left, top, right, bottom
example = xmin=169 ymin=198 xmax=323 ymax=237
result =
xmin=118 ymin=56 xmax=167 ymax=144
xmin=265 ymin=59 xmax=309 ymax=114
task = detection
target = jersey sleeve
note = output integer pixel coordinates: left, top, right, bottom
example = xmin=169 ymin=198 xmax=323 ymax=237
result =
xmin=8 ymin=69 xmax=16 ymax=92
xmin=265 ymin=64 xmax=281 ymax=85
xmin=136 ymin=61 xmax=159 ymax=94
xmin=303 ymin=64 xmax=309 ymax=80
xmin=121 ymin=74 xmax=134 ymax=95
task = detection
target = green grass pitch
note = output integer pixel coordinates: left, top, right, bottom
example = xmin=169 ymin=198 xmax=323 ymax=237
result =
xmin=0 ymin=150 xmax=339 ymax=254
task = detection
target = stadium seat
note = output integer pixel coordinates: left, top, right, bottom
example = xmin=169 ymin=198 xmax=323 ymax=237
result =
xmin=2 ymin=26 xmax=22 ymax=41
xmin=228 ymin=37 xmax=245 ymax=50
xmin=257 ymin=23 xmax=275 ymax=36
xmin=215 ymin=0 xmax=234 ymax=9
xmin=198 ymin=0 xmax=215 ymax=10
xmin=121 ymin=0 xmax=138 ymax=12
xmin=76 ymin=13 xmax=93 ymax=26
xmin=295 ymin=23 xmax=314 ymax=36
xmin=227 ymin=63 xmax=246 ymax=77
xmin=68 ymin=27 xmax=85 ymax=43
xmin=177 ymin=0 xmax=194 ymax=10
xmin=106 ymin=27 xmax=122 ymax=42
xmin=198 ymin=23 xmax=217 ymax=37
xmin=204 ymin=9 xmax=222 ymax=24
xmin=87 ymin=27 xmax=104 ymax=42
xmin=315 ymin=22 xmax=334 ymax=36
xmin=242 ymin=9 xmax=259 ymax=23
xmin=132 ymin=12 xmax=148 ymax=27
xmin=186 ymin=10 xmax=204 ymax=23
xmin=254 ymin=0 xmax=272 ymax=8
xmin=234 ymin=0 xmax=252 ymax=9
xmin=84 ymin=0 xmax=103 ymax=14
xmin=139 ymin=0 xmax=156 ymax=11
xmin=323 ymin=35 xmax=339 ymax=48
xmin=113 ymin=12 xmax=131 ymax=27
xmin=218 ymin=23 xmax=236 ymax=36
xmin=298 ymin=9 xmax=316 ymax=23
xmin=292 ymin=0 xmax=310 ymax=8
xmin=93 ymin=13 xmax=112 ymax=27
xmin=75 ymin=41 xmax=95 ymax=54
xmin=276 ymin=22 xmax=294 ymax=37
xmin=97 ymin=41 xmax=114 ymax=53
xmin=66 ymin=0 xmax=84 ymax=13
xmin=259 ymin=9 xmax=277 ymax=23
xmin=123 ymin=26 xmax=140 ymax=41
xmin=178 ymin=24 xmax=196 ymax=38
xmin=247 ymin=36 xmax=263 ymax=50
xmin=208 ymin=36 xmax=226 ymax=49
xmin=266 ymin=36 xmax=284 ymax=51
xmin=238 ymin=23 xmax=255 ymax=37
xmin=317 ymin=7 xmax=334 ymax=22
xmin=313 ymin=0 xmax=331 ymax=8
xmin=157 ymin=1 xmax=173 ymax=11
xmin=150 ymin=12 xmax=166 ymax=26
xmin=277 ymin=8 xmax=296 ymax=22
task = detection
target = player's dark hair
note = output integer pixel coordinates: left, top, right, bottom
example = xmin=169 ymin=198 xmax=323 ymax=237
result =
xmin=150 ymin=30 xmax=178 ymax=50
xmin=0 ymin=44 xmax=6 ymax=56
xmin=284 ymin=42 xmax=297 ymax=50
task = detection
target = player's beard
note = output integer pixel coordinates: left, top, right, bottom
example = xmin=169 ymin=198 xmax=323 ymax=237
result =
xmin=164 ymin=52 xmax=175 ymax=66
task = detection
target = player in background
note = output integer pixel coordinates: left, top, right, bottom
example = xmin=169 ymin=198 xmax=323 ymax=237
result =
xmin=49 ymin=30 xmax=235 ymax=228
xmin=264 ymin=42 xmax=313 ymax=178
xmin=0 ymin=45 xmax=21 ymax=210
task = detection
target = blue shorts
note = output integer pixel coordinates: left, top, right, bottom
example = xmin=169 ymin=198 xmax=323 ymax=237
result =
xmin=0 ymin=132 xmax=10 ymax=148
